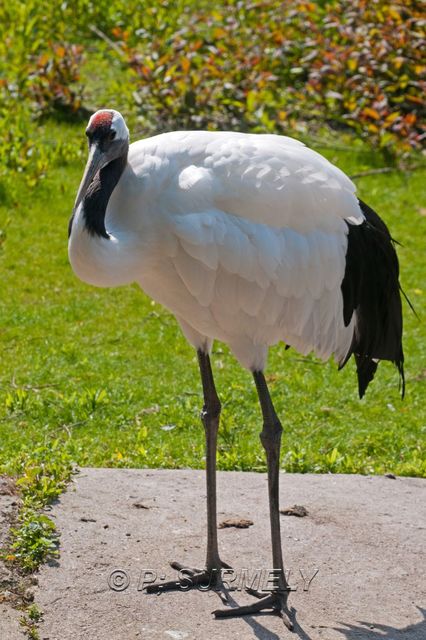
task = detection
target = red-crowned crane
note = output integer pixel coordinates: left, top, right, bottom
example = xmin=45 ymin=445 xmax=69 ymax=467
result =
xmin=68 ymin=109 xmax=404 ymax=629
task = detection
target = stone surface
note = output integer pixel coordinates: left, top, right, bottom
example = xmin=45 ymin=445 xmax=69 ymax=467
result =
xmin=0 ymin=603 xmax=25 ymax=640
xmin=0 ymin=477 xmax=26 ymax=640
xmin=28 ymin=469 xmax=426 ymax=639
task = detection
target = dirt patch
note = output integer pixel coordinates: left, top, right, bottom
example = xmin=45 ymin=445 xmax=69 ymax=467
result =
xmin=0 ymin=476 xmax=27 ymax=639
xmin=280 ymin=504 xmax=309 ymax=517
xmin=0 ymin=476 xmax=20 ymax=600
xmin=218 ymin=517 xmax=253 ymax=529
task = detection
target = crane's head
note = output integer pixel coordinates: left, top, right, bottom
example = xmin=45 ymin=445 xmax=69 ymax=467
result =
xmin=74 ymin=109 xmax=129 ymax=212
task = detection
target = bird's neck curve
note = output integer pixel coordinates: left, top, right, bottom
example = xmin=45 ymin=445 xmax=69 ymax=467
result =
xmin=81 ymin=148 xmax=128 ymax=239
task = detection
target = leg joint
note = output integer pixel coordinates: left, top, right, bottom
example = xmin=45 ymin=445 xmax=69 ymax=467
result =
xmin=260 ymin=418 xmax=282 ymax=448
xmin=202 ymin=396 xmax=221 ymax=421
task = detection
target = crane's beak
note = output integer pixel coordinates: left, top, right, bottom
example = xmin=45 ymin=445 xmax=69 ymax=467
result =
xmin=73 ymin=144 xmax=105 ymax=212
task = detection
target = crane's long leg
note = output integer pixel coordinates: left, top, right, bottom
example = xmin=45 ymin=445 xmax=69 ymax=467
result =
xmin=146 ymin=349 xmax=230 ymax=595
xmin=198 ymin=349 xmax=224 ymax=571
xmin=213 ymin=370 xmax=293 ymax=630
xmin=254 ymin=370 xmax=287 ymax=591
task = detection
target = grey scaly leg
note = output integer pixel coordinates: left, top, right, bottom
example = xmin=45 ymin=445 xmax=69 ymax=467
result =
xmin=146 ymin=349 xmax=229 ymax=595
xmin=214 ymin=370 xmax=293 ymax=630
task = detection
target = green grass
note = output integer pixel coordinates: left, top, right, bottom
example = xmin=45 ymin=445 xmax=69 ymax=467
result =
xmin=1 ymin=125 xmax=425 ymax=480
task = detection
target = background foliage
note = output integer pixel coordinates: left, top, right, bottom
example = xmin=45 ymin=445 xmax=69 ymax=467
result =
xmin=123 ymin=0 xmax=425 ymax=150
xmin=0 ymin=0 xmax=424 ymax=188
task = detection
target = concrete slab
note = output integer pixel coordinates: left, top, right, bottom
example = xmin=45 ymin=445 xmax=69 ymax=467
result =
xmin=0 ymin=604 xmax=25 ymax=640
xmin=0 ymin=477 xmax=26 ymax=640
xmin=34 ymin=469 xmax=425 ymax=640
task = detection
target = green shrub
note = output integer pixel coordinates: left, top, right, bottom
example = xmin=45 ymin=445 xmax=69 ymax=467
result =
xmin=0 ymin=1 xmax=85 ymax=185
xmin=114 ymin=0 xmax=424 ymax=152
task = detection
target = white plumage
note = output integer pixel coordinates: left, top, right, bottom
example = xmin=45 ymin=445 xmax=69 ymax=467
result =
xmin=69 ymin=128 xmax=362 ymax=371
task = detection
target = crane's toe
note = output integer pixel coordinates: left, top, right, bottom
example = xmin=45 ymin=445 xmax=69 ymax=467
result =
xmin=213 ymin=590 xmax=294 ymax=631
xmin=145 ymin=558 xmax=232 ymax=595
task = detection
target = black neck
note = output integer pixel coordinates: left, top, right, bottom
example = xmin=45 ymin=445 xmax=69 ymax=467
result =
xmin=81 ymin=152 xmax=128 ymax=238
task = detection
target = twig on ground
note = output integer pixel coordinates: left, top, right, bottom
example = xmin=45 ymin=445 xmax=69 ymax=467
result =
xmin=89 ymin=24 xmax=125 ymax=58
xmin=350 ymin=165 xmax=424 ymax=179
xmin=350 ymin=167 xmax=395 ymax=179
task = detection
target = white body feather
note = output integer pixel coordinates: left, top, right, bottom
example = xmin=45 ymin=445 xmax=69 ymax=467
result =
xmin=69 ymin=130 xmax=364 ymax=370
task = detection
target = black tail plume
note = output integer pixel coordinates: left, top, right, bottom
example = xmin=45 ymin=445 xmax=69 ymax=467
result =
xmin=340 ymin=200 xmax=404 ymax=398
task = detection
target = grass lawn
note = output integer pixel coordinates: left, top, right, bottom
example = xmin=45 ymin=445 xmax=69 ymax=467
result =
xmin=1 ymin=123 xmax=425 ymax=480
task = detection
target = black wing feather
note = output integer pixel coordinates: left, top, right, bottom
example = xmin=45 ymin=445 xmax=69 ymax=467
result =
xmin=340 ymin=200 xmax=404 ymax=398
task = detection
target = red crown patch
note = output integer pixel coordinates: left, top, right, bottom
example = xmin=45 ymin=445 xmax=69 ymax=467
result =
xmin=91 ymin=111 xmax=113 ymax=128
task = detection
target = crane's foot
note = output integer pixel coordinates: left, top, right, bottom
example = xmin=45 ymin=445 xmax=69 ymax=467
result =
xmin=145 ymin=559 xmax=231 ymax=600
xmin=213 ymin=589 xmax=294 ymax=631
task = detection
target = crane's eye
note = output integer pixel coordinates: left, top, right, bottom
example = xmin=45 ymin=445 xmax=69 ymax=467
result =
xmin=108 ymin=130 xmax=116 ymax=141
